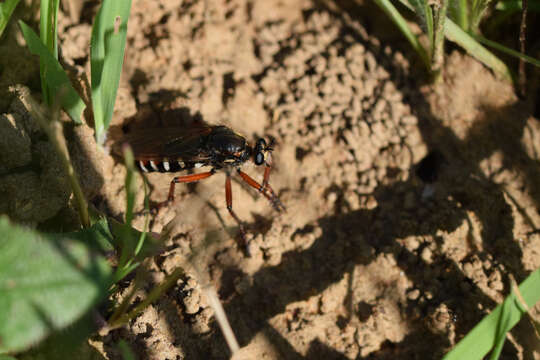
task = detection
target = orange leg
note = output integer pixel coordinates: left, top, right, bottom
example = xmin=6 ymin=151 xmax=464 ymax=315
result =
xmin=154 ymin=170 xmax=215 ymax=211
xmin=261 ymin=152 xmax=272 ymax=191
xmin=225 ymin=174 xmax=249 ymax=252
xmin=237 ymin=169 xmax=285 ymax=212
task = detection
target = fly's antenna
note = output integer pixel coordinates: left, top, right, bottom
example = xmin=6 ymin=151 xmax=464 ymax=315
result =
xmin=266 ymin=136 xmax=275 ymax=152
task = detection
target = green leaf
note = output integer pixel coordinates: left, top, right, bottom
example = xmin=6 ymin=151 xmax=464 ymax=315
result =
xmin=0 ymin=216 xmax=112 ymax=353
xmin=18 ymin=312 xmax=107 ymax=360
xmin=62 ymin=218 xmax=115 ymax=254
xmin=90 ymin=0 xmax=132 ymax=144
xmin=443 ymin=268 xmax=540 ymax=359
xmin=108 ymin=218 xmax=162 ymax=282
xmin=18 ymin=21 xmax=85 ymax=123
xmin=0 ymin=356 xmax=17 ymax=360
xmin=0 ymin=0 xmax=20 ymax=39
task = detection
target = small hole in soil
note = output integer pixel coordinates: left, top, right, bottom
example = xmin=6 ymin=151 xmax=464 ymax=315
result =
xmin=296 ymin=146 xmax=309 ymax=161
xmin=416 ymin=150 xmax=446 ymax=183
xmin=357 ymin=301 xmax=374 ymax=321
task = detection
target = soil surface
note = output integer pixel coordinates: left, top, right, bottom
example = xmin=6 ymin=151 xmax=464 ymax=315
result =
xmin=2 ymin=0 xmax=540 ymax=359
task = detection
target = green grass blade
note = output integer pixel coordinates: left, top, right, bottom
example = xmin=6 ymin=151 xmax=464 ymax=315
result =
xmin=443 ymin=268 xmax=540 ymax=359
xmin=123 ymin=146 xmax=136 ymax=227
xmin=470 ymin=0 xmax=491 ymax=31
xmin=18 ymin=21 xmax=85 ymax=123
xmin=457 ymin=0 xmax=469 ymax=30
xmin=372 ymin=0 xmax=430 ymax=69
xmin=473 ymin=33 xmax=540 ymax=67
xmin=90 ymin=0 xmax=132 ymax=145
xmin=0 ymin=216 xmax=112 ymax=353
xmin=496 ymin=0 xmax=540 ymax=12
xmin=444 ymin=19 xmax=513 ymax=80
xmin=0 ymin=0 xmax=20 ymax=38
xmin=123 ymin=146 xmax=150 ymax=259
xmin=39 ymin=0 xmax=59 ymax=57
xmin=408 ymin=0 xmax=434 ymax=47
xmin=39 ymin=0 xmax=60 ymax=105
xmin=395 ymin=0 xmax=512 ymax=80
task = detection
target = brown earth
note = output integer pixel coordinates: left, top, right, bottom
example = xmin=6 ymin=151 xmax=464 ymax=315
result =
xmin=1 ymin=0 xmax=540 ymax=359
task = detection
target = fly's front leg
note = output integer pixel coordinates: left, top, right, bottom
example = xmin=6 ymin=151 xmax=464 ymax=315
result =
xmin=154 ymin=169 xmax=216 ymax=211
xmin=261 ymin=152 xmax=272 ymax=191
xmin=237 ymin=169 xmax=286 ymax=212
xmin=225 ymin=173 xmax=250 ymax=254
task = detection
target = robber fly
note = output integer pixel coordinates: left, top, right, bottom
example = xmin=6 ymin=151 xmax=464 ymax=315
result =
xmin=115 ymin=121 xmax=285 ymax=251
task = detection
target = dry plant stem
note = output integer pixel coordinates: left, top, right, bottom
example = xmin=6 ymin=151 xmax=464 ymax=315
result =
xmin=190 ymin=259 xmax=240 ymax=353
xmin=204 ymin=284 xmax=240 ymax=353
xmin=509 ymin=274 xmax=540 ymax=339
xmin=518 ymin=0 xmax=528 ymax=97
xmin=15 ymin=87 xmax=90 ymax=228
xmin=431 ymin=0 xmax=449 ymax=81
xmin=108 ymin=266 xmax=186 ymax=330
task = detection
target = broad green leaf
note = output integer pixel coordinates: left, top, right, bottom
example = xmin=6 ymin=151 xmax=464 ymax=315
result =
xmin=18 ymin=312 xmax=107 ymax=360
xmin=62 ymin=218 xmax=115 ymax=254
xmin=443 ymin=268 xmax=540 ymax=359
xmin=18 ymin=21 xmax=85 ymax=123
xmin=90 ymin=0 xmax=132 ymax=144
xmin=0 ymin=0 xmax=20 ymax=39
xmin=0 ymin=216 xmax=112 ymax=353
xmin=0 ymin=356 xmax=17 ymax=360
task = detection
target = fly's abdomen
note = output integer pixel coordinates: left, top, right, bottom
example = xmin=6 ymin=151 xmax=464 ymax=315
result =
xmin=136 ymin=158 xmax=207 ymax=173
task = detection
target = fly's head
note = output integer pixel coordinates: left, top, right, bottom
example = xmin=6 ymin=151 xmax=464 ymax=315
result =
xmin=252 ymin=137 xmax=274 ymax=166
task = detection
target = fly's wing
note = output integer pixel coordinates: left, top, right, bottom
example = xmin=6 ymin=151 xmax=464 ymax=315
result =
xmin=113 ymin=125 xmax=213 ymax=162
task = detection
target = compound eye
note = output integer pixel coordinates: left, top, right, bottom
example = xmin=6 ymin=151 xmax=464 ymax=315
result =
xmin=255 ymin=152 xmax=265 ymax=165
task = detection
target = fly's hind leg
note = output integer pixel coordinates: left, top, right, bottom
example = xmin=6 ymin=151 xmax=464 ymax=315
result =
xmin=225 ymin=172 xmax=251 ymax=255
xmin=153 ymin=169 xmax=216 ymax=212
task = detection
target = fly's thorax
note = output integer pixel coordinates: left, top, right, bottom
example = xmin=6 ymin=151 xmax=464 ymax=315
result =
xmin=207 ymin=126 xmax=247 ymax=155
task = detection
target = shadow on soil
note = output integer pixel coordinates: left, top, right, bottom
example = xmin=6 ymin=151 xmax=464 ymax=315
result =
xmin=169 ymin=5 xmax=538 ymax=359
xmin=102 ymin=3 xmax=540 ymax=359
